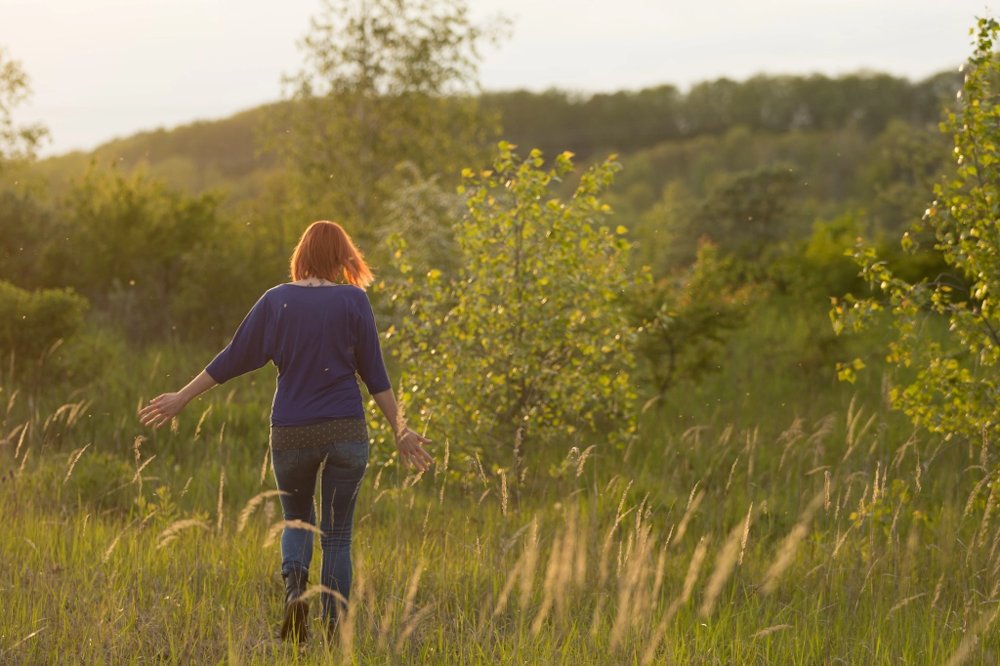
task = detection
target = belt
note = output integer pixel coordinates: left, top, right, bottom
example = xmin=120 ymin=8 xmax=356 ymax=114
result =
xmin=269 ymin=417 xmax=369 ymax=450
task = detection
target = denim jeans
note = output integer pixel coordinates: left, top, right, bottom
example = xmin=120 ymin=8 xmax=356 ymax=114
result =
xmin=271 ymin=438 xmax=369 ymax=626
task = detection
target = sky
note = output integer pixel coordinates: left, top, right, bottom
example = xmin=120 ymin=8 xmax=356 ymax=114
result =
xmin=0 ymin=0 xmax=993 ymax=156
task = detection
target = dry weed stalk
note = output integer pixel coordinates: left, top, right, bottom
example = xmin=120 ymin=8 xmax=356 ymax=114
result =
xmin=641 ymin=535 xmax=710 ymax=665
xmin=396 ymin=604 xmax=434 ymax=653
xmin=193 ymin=405 xmax=213 ymax=440
xmin=156 ymin=519 xmax=208 ymax=549
xmin=530 ymin=531 xmax=563 ymax=635
xmin=699 ymin=520 xmax=746 ymax=617
xmin=944 ymin=604 xmax=1000 ymax=666
xmin=888 ymin=592 xmax=927 ymax=616
xmin=130 ymin=455 xmax=156 ymax=487
xmin=842 ymin=399 xmax=877 ymax=462
xmin=13 ymin=420 xmax=29 ymax=459
xmin=63 ymin=444 xmax=90 ymax=484
xmin=725 ymin=456 xmax=740 ymax=492
xmin=262 ymin=519 xmax=322 ymax=548
xmin=394 ymin=559 xmax=427 ymax=650
xmin=258 ymin=446 xmax=269 ymax=487
xmin=17 ymin=447 xmax=31 ymax=476
xmin=216 ymin=469 xmax=225 ymax=532
xmin=672 ymin=487 xmax=704 ymax=548
xmin=776 ymin=417 xmax=806 ymax=471
xmin=500 ymin=469 xmax=508 ymax=516
xmin=519 ymin=518 xmax=540 ymax=608
xmin=436 ymin=440 xmax=451 ymax=504
xmin=751 ymin=624 xmax=792 ymax=639
xmin=102 ymin=531 xmax=126 ymax=563
xmin=610 ymin=518 xmax=656 ymax=650
xmin=976 ymin=468 xmax=999 ymax=548
xmin=576 ymin=445 xmax=596 ymax=477
xmin=761 ymin=490 xmax=824 ymax=594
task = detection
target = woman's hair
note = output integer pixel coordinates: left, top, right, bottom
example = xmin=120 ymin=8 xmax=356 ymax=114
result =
xmin=289 ymin=221 xmax=374 ymax=288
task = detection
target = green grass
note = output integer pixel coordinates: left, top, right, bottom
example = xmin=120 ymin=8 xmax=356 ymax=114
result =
xmin=2 ymin=329 xmax=1000 ymax=664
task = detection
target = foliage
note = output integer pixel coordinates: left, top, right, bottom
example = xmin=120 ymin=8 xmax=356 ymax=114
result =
xmin=388 ymin=143 xmax=640 ymax=470
xmin=0 ymin=279 xmax=88 ymax=367
xmin=690 ymin=164 xmax=805 ymax=263
xmin=62 ymin=163 xmax=231 ymax=341
xmin=630 ymin=241 xmax=754 ymax=399
xmin=0 ymin=187 xmax=62 ymax=289
xmin=832 ymin=18 xmax=1000 ymax=444
xmin=769 ymin=212 xmax=868 ymax=299
xmin=267 ymin=0 xmax=502 ymax=254
xmin=0 ymin=46 xmax=46 ymax=165
xmin=482 ymin=71 xmax=957 ymax=160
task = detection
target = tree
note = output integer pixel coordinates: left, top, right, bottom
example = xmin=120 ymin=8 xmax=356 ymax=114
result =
xmin=0 ymin=47 xmax=46 ymax=165
xmin=267 ymin=0 xmax=503 ymax=256
xmin=693 ymin=164 xmax=803 ymax=262
xmin=832 ymin=18 xmax=1000 ymax=444
xmin=630 ymin=241 xmax=753 ymax=401
xmin=386 ymin=143 xmax=640 ymax=473
xmin=63 ymin=163 xmax=226 ymax=341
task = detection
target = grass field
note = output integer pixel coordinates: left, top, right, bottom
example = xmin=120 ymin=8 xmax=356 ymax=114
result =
xmin=2 ymin=323 xmax=1000 ymax=665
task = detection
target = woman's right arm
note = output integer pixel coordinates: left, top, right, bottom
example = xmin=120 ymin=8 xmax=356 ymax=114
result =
xmin=372 ymin=388 xmax=433 ymax=471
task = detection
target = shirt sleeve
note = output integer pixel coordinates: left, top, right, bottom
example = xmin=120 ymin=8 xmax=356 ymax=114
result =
xmin=205 ymin=294 xmax=273 ymax=384
xmin=353 ymin=293 xmax=392 ymax=395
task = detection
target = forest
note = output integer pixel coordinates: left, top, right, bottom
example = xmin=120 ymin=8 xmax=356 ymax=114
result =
xmin=1 ymin=3 xmax=999 ymax=664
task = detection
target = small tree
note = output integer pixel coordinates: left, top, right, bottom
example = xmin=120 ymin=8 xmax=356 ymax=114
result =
xmin=388 ymin=143 xmax=641 ymax=473
xmin=268 ymin=0 xmax=502 ymax=252
xmin=0 ymin=47 xmax=47 ymax=165
xmin=631 ymin=241 xmax=753 ymax=401
xmin=832 ymin=19 xmax=1000 ymax=444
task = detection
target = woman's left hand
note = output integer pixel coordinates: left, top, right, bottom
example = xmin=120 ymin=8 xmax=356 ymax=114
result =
xmin=138 ymin=392 xmax=187 ymax=429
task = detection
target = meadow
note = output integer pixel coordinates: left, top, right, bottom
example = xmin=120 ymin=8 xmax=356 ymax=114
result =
xmin=2 ymin=304 xmax=998 ymax=666
xmin=2 ymin=7 xmax=998 ymax=663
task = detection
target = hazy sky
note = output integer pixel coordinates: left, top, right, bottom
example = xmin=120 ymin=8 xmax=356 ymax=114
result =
xmin=1 ymin=0 xmax=993 ymax=156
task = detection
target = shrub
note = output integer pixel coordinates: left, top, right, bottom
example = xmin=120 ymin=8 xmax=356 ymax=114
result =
xmin=0 ymin=280 xmax=88 ymax=368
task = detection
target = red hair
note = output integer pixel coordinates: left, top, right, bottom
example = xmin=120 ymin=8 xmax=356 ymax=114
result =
xmin=289 ymin=221 xmax=374 ymax=288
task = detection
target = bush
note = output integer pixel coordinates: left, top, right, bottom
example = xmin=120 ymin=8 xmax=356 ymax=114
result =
xmin=0 ymin=280 xmax=88 ymax=368
xmin=389 ymin=144 xmax=641 ymax=473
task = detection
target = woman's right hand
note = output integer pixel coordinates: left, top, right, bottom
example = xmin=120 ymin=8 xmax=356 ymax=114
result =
xmin=395 ymin=427 xmax=433 ymax=471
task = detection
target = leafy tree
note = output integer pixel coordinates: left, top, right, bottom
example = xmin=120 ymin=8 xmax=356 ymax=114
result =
xmin=832 ymin=18 xmax=1000 ymax=444
xmin=63 ymin=164 xmax=224 ymax=340
xmin=694 ymin=164 xmax=803 ymax=262
xmin=387 ymin=143 xmax=640 ymax=473
xmin=630 ymin=241 xmax=753 ymax=401
xmin=267 ymin=0 xmax=502 ymax=254
xmin=0 ymin=47 xmax=46 ymax=165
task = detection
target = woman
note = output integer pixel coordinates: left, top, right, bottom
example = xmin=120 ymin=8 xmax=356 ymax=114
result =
xmin=138 ymin=220 xmax=432 ymax=642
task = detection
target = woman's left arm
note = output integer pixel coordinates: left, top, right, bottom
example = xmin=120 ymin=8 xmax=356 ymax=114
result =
xmin=138 ymin=369 xmax=218 ymax=429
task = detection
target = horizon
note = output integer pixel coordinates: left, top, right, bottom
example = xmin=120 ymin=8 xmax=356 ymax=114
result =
xmin=39 ymin=65 xmax=962 ymax=161
xmin=2 ymin=0 xmax=991 ymax=156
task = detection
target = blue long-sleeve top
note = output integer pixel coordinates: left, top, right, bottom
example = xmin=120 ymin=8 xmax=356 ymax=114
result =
xmin=205 ymin=284 xmax=392 ymax=426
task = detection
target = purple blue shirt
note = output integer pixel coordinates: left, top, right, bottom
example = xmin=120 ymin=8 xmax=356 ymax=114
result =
xmin=205 ymin=283 xmax=392 ymax=426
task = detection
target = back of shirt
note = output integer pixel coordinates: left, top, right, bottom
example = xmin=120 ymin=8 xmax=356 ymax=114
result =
xmin=205 ymin=284 xmax=391 ymax=426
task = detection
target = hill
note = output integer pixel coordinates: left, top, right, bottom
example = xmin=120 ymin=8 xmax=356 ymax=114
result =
xmin=32 ymin=70 xmax=960 ymax=218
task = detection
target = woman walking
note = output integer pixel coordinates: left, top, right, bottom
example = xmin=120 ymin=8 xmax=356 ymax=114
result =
xmin=138 ymin=220 xmax=432 ymax=642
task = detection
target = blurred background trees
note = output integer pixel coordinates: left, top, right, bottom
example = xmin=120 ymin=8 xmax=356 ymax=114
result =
xmin=0 ymin=2 xmax=974 ymax=461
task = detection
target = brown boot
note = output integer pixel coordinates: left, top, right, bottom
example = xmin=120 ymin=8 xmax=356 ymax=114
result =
xmin=280 ymin=567 xmax=309 ymax=642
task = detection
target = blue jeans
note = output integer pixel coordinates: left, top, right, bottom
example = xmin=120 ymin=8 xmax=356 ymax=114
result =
xmin=271 ymin=439 xmax=368 ymax=626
